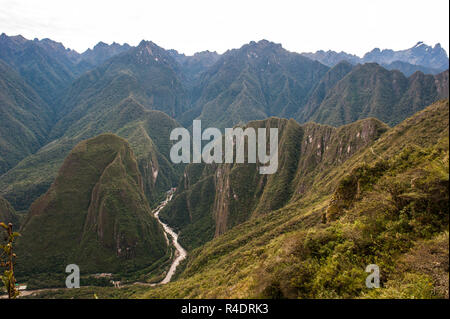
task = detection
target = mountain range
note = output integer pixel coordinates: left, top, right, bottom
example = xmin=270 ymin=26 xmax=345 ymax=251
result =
xmin=302 ymin=41 xmax=449 ymax=75
xmin=1 ymin=36 xmax=447 ymax=212
xmin=0 ymin=32 xmax=448 ymax=298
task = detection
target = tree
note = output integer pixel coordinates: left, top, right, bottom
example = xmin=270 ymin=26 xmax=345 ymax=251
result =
xmin=0 ymin=222 xmax=20 ymax=299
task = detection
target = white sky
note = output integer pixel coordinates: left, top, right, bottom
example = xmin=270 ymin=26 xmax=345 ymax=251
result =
xmin=0 ymin=0 xmax=448 ymax=56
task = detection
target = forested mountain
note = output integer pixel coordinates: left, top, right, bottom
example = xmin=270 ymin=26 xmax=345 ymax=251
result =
xmin=181 ymin=40 xmax=329 ymax=128
xmin=0 ymin=33 xmax=81 ymax=107
xmin=301 ymin=64 xmax=449 ymax=126
xmin=0 ymin=60 xmax=53 ymax=174
xmin=0 ymin=34 xmax=133 ymax=109
xmin=16 ymin=134 xmax=169 ymax=284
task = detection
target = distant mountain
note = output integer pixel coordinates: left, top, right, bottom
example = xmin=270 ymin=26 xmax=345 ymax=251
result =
xmin=0 ymin=34 xmax=133 ymax=109
xmin=301 ymin=50 xmax=360 ymax=66
xmin=53 ymin=40 xmax=188 ymax=122
xmin=80 ymin=41 xmax=132 ymax=68
xmin=363 ymin=42 xmax=449 ymax=70
xmin=381 ymin=60 xmax=442 ymax=77
xmin=0 ymin=33 xmax=78 ymax=107
xmin=181 ymin=40 xmax=329 ymax=129
xmin=302 ymin=42 xmax=449 ymax=75
xmin=168 ymin=49 xmax=220 ymax=81
xmin=0 ymin=60 xmax=52 ymax=174
xmin=16 ymin=134 xmax=169 ymax=283
xmin=301 ymin=64 xmax=449 ymax=126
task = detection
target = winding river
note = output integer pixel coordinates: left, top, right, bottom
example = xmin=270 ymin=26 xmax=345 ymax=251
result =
xmin=151 ymin=189 xmax=187 ymax=285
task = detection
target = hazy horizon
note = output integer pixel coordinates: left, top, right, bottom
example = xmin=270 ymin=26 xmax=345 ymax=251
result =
xmin=0 ymin=0 xmax=448 ymax=56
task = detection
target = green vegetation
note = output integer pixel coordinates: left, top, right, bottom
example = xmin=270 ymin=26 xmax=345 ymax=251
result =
xmin=0 ymin=196 xmax=19 ymax=228
xmin=130 ymin=100 xmax=448 ymax=299
xmin=0 ymin=222 xmax=20 ymax=298
xmin=0 ymin=60 xmax=52 ymax=175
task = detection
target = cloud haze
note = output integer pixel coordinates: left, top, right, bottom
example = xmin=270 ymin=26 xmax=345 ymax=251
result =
xmin=0 ymin=0 xmax=448 ymax=55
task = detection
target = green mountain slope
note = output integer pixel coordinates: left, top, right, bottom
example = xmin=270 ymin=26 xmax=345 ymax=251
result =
xmin=0 ymin=34 xmax=79 ymax=108
xmin=0 ymin=60 xmax=52 ymax=174
xmin=0 ymin=195 xmax=18 ymax=227
xmin=303 ymin=64 xmax=448 ymax=126
xmin=16 ymin=134 xmax=168 ymax=283
xmin=296 ymin=60 xmax=354 ymax=122
xmin=139 ymin=100 xmax=448 ymax=299
xmin=180 ymin=40 xmax=329 ymax=128
xmin=160 ymin=116 xmax=388 ymax=250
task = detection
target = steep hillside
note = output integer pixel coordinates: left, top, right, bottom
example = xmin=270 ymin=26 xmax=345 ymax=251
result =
xmin=0 ymin=60 xmax=53 ymax=174
xmin=0 ymin=33 xmax=79 ymax=107
xmin=160 ymin=116 xmax=388 ymax=250
xmin=137 ymin=99 xmax=449 ymax=299
xmin=16 ymin=134 xmax=169 ymax=284
xmin=0 ymin=196 xmax=18 ymax=227
xmin=303 ymin=64 xmax=448 ymax=126
xmin=296 ymin=61 xmax=354 ymax=121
